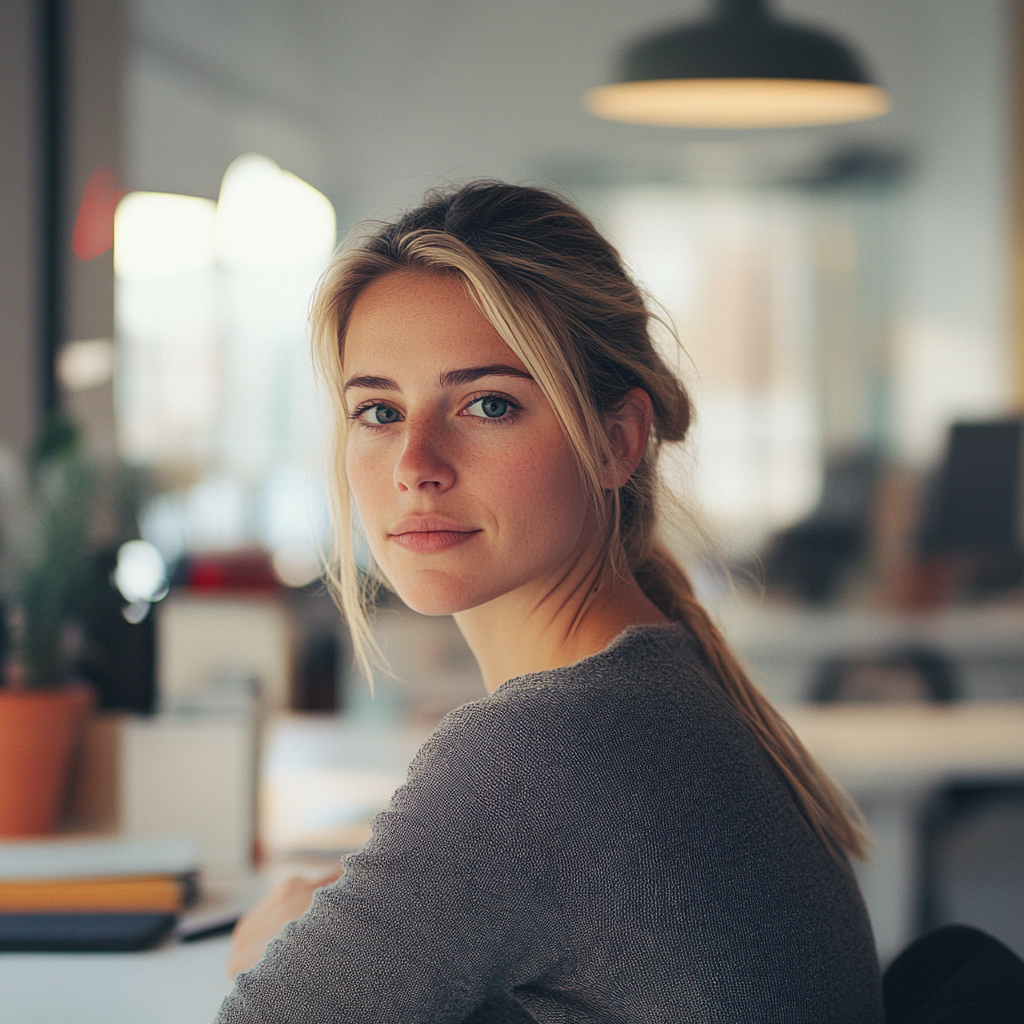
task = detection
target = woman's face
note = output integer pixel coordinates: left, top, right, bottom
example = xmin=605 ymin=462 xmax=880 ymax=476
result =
xmin=342 ymin=270 xmax=592 ymax=616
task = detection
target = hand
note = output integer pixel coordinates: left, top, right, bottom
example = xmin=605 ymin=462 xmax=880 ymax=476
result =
xmin=227 ymin=868 xmax=344 ymax=977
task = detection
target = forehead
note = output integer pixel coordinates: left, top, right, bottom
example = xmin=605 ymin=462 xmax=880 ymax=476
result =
xmin=343 ymin=270 xmax=524 ymax=373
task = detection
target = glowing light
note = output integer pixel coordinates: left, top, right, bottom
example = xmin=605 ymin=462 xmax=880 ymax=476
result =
xmin=586 ymin=79 xmax=891 ymax=129
xmin=216 ymin=154 xmax=336 ymax=271
xmin=271 ymin=543 xmax=321 ymax=588
xmin=114 ymin=540 xmax=168 ymax=604
xmin=58 ymin=338 xmax=115 ymax=392
xmin=114 ymin=192 xmax=217 ymax=281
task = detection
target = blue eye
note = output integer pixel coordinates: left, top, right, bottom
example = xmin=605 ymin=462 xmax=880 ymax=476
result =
xmin=359 ymin=404 xmax=401 ymax=425
xmin=468 ymin=396 xmax=511 ymax=419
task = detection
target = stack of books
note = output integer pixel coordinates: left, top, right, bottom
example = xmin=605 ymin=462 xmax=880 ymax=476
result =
xmin=0 ymin=836 xmax=200 ymax=951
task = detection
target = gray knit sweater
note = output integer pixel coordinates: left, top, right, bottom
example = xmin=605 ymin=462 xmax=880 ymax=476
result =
xmin=216 ymin=624 xmax=883 ymax=1023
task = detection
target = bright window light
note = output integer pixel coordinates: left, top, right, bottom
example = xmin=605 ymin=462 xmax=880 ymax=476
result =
xmin=114 ymin=192 xmax=217 ymax=282
xmin=117 ymin=154 xmax=336 ymax=563
xmin=216 ymin=154 xmax=336 ymax=271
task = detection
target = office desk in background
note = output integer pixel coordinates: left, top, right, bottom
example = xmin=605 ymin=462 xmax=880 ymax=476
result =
xmin=2 ymin=705 xmax=1023 ymax=1023
xmin=787 ymin=702 xmax=1024 ymax=789
xmin=720 ymin=600 xmax=1024 ymax=704
xmin=788 ymin=703 xmax=1024 ymax=962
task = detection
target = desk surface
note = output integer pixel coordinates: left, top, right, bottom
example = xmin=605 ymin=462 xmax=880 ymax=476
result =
xmin=719 ymin=601 xmax=1024 ymax=660
xmin=0 ymin=934 xmax=236 ymax=1024
xmin=787 ymin=702 xmax=1024 ymax=789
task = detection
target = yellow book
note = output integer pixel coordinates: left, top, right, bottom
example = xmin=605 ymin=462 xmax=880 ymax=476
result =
xmin=0 ymin=873 xmax=196 ymax=913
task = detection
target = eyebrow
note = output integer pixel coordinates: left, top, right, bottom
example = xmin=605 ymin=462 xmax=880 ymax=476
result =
xmin=343 ymin=364 xmax=534 ymax=392
xmin=343 ymin=374 xmax=399 ymax=392
xmin=438 ymin=364 xmax=534 ymax=388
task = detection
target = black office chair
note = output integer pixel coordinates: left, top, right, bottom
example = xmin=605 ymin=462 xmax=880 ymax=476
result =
xmin=883 ymin=924 xmax=1024 ymax=1023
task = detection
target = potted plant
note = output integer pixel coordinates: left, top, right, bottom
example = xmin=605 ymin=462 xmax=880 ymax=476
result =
xmin=0 ymin=416 xmax=96 ymax=836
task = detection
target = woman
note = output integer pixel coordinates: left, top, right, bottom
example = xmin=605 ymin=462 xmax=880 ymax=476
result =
xmin=218 ymin=182 xmax=882 ymax=1023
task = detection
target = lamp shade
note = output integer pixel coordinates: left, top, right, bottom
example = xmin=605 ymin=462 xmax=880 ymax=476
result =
xmin=587 ymin=0 xmax=891 ymax=128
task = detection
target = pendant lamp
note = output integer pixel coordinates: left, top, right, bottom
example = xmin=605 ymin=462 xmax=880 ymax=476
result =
xmin=587 ymin=0 xmax=891 ymax=129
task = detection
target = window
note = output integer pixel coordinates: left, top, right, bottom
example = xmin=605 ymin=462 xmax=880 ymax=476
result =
xmin=115 ymin=154 xmax=335 ymax=574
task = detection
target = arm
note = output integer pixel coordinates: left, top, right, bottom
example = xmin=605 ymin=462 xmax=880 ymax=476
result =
xmin=215 ymin=700 xmax=563 ymax=1023
xmin=228 ymin=869 xmax=344 ymax=978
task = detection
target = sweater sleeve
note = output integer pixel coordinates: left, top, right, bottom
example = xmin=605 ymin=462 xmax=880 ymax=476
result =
xmin=214 ymin=695 xmax=564 ymax=1024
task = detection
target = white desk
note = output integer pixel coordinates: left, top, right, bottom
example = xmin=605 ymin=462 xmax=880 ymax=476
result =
xmin=786 ymin=702 xmax=1024 ymax=789
xmin=0 ymin=935 xmax=236 ymax=1024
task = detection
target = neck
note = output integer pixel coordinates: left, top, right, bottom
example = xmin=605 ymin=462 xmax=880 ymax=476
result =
xmin=453 ymin=539 xmax=671 ymax=693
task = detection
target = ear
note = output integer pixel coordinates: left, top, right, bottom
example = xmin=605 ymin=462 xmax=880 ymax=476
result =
xmin=600 ymin=387 xmax=654 ymax=490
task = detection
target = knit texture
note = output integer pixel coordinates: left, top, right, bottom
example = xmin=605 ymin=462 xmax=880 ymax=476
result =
xmin=216 ymin=624 xmax=883 ymax=1023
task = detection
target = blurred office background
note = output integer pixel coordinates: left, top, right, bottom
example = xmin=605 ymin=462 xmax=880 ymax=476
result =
xmin=1 ymin=0 xmax=1023 ymax=974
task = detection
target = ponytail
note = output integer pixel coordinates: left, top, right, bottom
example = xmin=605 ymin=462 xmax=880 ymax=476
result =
xmin=635 ymin=545 xmax=868 ymax=860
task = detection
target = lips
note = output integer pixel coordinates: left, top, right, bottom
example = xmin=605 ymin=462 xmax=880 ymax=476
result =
xmin=388 ymin=516 xmax=481 ymax=554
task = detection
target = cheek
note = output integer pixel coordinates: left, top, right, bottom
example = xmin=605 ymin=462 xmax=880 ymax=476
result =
xmin=346 ymin=441 xmax=389 ymax=536
xmin=487 ymin=436 xmax=587 ymax=549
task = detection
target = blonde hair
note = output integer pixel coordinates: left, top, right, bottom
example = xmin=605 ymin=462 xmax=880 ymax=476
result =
xmin=310 ymin=182 xmax=867 ymax=861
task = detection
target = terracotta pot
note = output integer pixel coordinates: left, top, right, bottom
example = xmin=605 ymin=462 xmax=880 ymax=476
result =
xmin=0 ymin=686 xmax=94 ymax=836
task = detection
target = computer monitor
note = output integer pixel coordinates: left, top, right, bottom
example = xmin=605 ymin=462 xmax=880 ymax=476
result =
xmin=922 ymin=419 xmax=1023 ymax=553
xmin=919 ymin=417 xmax=1024 ymax=592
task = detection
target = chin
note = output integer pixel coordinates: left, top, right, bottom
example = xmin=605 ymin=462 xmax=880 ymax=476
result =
xmin=385 ymin=570 xmax=502 ymax=618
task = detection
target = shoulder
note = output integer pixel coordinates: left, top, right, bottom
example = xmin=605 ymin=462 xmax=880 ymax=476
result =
xmin=499 ymin=621 xmax=707 ymax=698
xmin=492 ymin=621 xmax=721 ymax=731
xmin=411 ymin=623 xmax=719 ymax=786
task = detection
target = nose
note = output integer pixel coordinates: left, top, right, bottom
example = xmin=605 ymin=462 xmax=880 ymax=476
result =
xmin=393 ymin=419 xmax=456 ymax=493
